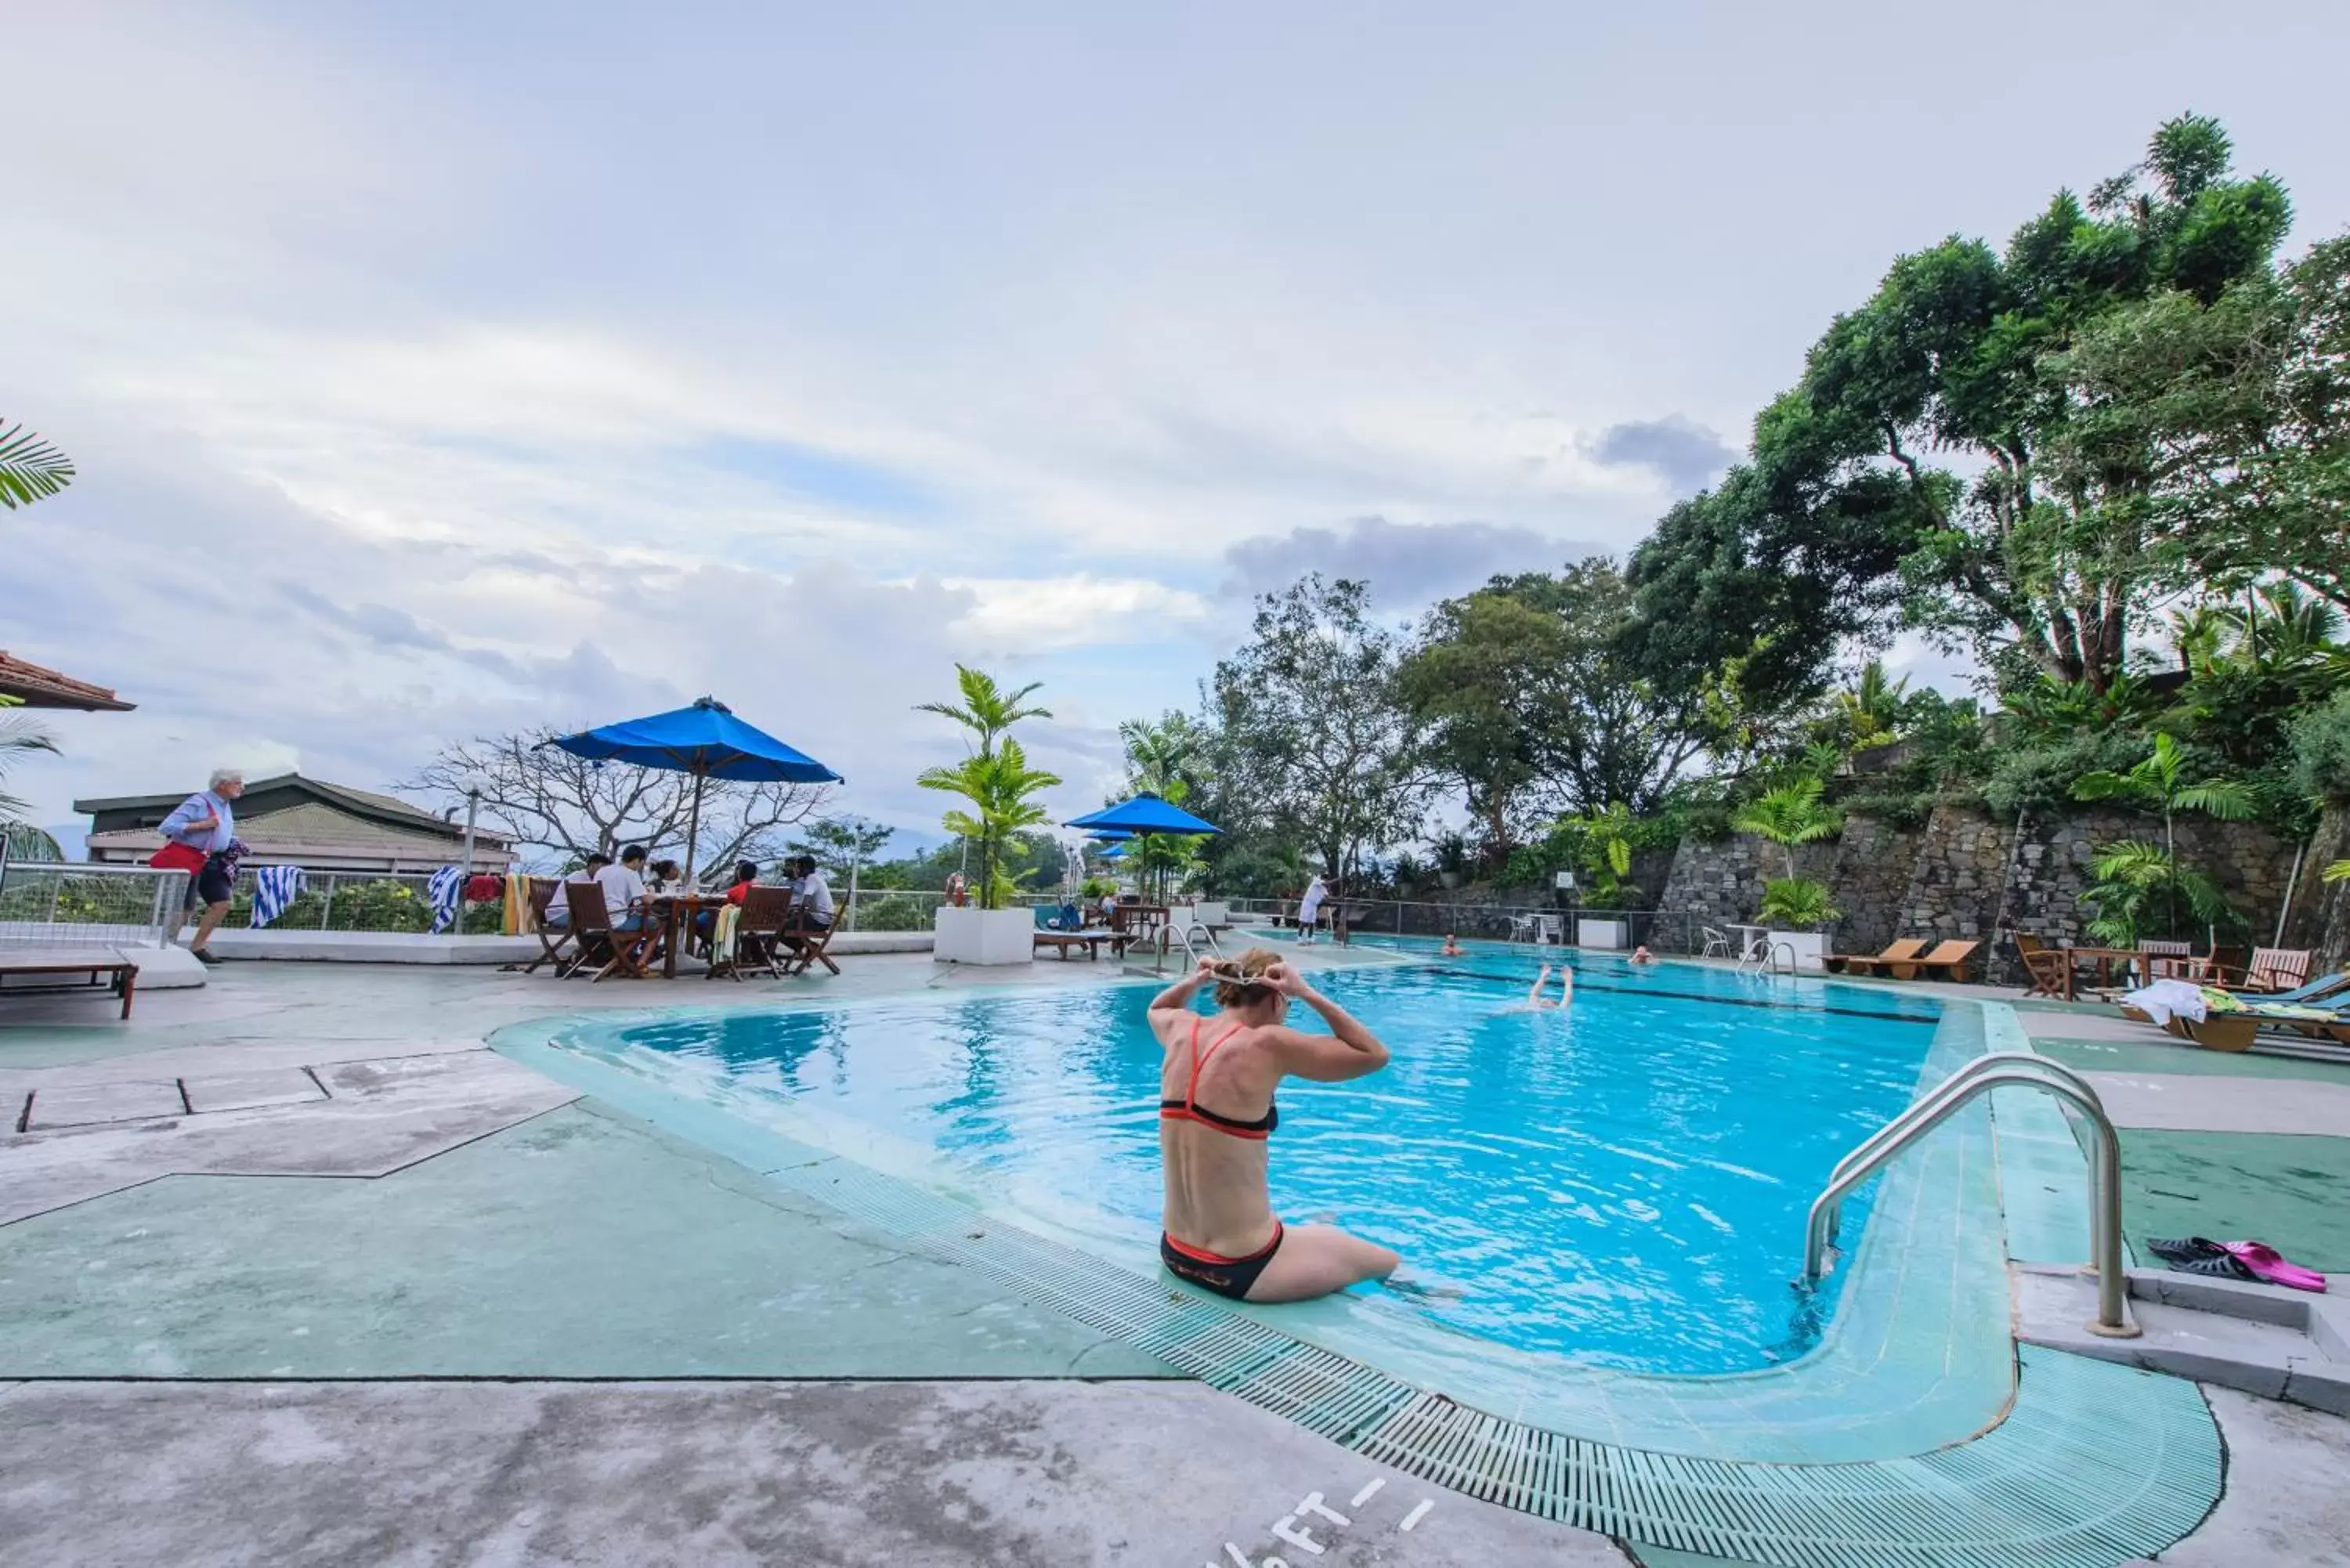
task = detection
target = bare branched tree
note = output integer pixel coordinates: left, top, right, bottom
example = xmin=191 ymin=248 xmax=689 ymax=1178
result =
xmin=407 ymin=728 xmax=832 ymax=871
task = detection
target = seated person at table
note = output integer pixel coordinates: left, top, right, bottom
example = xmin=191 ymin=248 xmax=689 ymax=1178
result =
xmin=646 ymin=858 xmax=682 ymax=894
xmin=785 ymin=855 xmax=833 ymax=945
xmin=543 ymin=852 xmax=611 ymax=930
xmin=695 ymin=861 xmax=765 ymax=943
xmin=597 ymin=844 xmax=653 ymax=933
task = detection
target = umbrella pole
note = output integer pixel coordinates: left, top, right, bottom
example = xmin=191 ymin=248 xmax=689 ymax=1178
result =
xmin=685 ymin=770 xmax=707 ymax=885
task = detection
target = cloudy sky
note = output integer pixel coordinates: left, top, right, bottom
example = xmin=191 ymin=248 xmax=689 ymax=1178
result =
xmin=6 ymin=2 xmax=2347 ymax=847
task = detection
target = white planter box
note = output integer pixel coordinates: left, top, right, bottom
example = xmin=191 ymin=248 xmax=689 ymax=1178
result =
xmin=933 ymin=906 xmax=1035 ymax=966
xmin=1193 ymin=901 xmax=1230 ymax=929
xmin=1767 ymin=930 xmax=1827 ymax=973
xmin=1577 ymin=918 xmax=1629 ymax=950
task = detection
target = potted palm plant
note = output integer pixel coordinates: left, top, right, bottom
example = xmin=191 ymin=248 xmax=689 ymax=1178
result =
xmin=1573 ymin=803 xmax=1637 ymax=949
xmin=1731 ymin=777 xmax=1842 ymax=971
xmin=917 ymin=667 xmax=1060 ymax=965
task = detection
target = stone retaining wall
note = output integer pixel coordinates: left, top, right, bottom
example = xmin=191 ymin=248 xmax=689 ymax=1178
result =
xmin=1655 ymin=807 xmax=2304 ymax=986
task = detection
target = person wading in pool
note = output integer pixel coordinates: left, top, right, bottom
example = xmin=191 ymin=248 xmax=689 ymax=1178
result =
xmin=1148 ymin=948 xmax=1400 ymax=1302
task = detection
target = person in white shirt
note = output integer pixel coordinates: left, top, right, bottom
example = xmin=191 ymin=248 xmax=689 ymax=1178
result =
xmin=544 ymin=852 xmax=611 ymax=930
xmin=789 ymin=855 xmax=834 ymax=930
xmin=1294 ymin=873 xmax=1329 ymax=943
xmin=596 ymin=844 xmax=653 ymax=932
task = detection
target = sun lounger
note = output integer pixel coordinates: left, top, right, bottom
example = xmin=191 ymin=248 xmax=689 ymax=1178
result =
xmin=2208 ymin=948 xmax=2316 ymax=995
xmin=1035 ymin=931 xmax=1112 ymax=960
xmin=1825 ymin=938 xmax=1929 ymax=975
xmin=1885 ymin=939 xmax=1978 ymax=981
xmin=0 ymin=946 xmax=137 ymax=1018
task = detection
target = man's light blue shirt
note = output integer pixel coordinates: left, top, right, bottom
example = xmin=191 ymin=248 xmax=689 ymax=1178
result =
xmin=160 ymin=789 xmax=235 ymax=853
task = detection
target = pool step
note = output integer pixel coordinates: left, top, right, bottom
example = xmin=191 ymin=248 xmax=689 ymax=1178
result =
xmin=2015 ymin=1263 xmax=2349 ymax=1417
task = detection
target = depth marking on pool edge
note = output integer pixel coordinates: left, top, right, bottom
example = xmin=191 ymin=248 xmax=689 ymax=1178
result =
xmin=1215 ymin=1478 xmax=1435 ymax=1565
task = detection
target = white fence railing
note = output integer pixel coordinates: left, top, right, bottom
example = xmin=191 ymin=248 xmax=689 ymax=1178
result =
xmin=0 ymin=860 xmax=188 ymax=948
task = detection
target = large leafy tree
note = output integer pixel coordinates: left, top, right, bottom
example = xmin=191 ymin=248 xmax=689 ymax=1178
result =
xmin=1211 ymin=575 xmax=1435 ymax=880
xmin=1627 ymin=116 xmax=2296 ymax=697
xmin=1405 ymin=561 xmax=1710 ymax=834
xmin=2050 ymin=234 xmax=2350 ymax=615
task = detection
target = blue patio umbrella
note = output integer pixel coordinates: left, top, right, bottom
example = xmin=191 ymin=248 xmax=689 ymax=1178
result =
xmin=1065 ymin=793 xmax=1219 ymax=836
xmin=541 ymin=695 xmax=842 ymax=880
xmin=1068 ymin=794 xmax=1217 ymax=903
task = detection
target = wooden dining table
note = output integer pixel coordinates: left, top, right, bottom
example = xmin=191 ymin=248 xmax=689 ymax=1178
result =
xmin=642 ymin=893 xmax=728 ymax=979
xmin=2052 ymin=945 xmax=2146 ymax=1001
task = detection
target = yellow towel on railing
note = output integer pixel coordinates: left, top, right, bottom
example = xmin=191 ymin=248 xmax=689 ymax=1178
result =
xmin=711 ymin=902 xmax=741 ymax=966
xmin=504 ymin=873 xmax=533 ymax=936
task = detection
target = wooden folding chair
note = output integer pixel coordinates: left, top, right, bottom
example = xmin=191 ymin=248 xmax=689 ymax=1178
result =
xmin=723 ymin=885 xmax=795 ymax=981
xmin=563 ymin=880 xmax=657 ymax=981
xmin=516 ymin=878 xmax=576 ymax=974
xmin=2008 ymin=932 xmax=2074 ymax=998
xmin=784 ymin=908 xmax=842 ymax=976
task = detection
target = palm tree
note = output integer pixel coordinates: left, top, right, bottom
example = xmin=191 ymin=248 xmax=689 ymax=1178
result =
xmin=1834 ymin=660 xmax=1909 ymax=750
xmin=0 ymin=695 xmax=60 ymax=822
xmin=916 ymin=666 xmax=1051 ymax=760
xmin=2223 ymin=582 xmax=2345 ymax=674
xmin=2072 ymin=733 xmax=2256 ymax=942
xmin=2080 ymin=842 xmax=2234 ymax=948
xmin=1118 ymin=713 xmax=1210 ymax=803
xmin=918 ymin=739 xmax=1061 ymax=910
xmin=0 ymin=421 xmax=74 ymax=511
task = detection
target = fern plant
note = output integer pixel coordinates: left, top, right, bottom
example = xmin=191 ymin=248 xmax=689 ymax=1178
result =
xmin=2072 ymin=734 xmax=2254 ymax=943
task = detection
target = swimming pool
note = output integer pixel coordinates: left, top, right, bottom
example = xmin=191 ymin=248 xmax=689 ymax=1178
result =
xmin=541 ymin=943 xmax=1941 ymax=1376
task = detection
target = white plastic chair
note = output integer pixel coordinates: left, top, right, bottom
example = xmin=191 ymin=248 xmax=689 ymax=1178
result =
xmin=1700 ymin=926 xmax=1730 ymax=959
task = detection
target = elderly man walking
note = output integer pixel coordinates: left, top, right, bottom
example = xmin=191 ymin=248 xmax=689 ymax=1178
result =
xmin=152 ymin=768 xmax=245 ymax=964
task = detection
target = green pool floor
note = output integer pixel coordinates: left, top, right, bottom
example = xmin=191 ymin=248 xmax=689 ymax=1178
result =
xmin=0 ymin=1098 xmax=1174 ymax=1380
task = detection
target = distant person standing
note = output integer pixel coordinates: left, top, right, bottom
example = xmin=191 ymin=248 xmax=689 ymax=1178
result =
xmin=153 ymin=768 xmax=244 ymax=964
xmin=1294 ymin=872 xmax=1329 ymax=944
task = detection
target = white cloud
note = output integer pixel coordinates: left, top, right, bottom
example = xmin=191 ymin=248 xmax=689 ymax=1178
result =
xmin=941 ymin=576 xmax=1213 ymax=653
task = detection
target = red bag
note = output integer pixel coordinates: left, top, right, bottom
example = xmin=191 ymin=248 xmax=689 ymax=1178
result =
xmin=150 ymin=842 xmax=206 ymax=875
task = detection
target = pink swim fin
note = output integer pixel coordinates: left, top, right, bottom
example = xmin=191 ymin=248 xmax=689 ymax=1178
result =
xmin=2218 ymin=1241 xmax=2328 ymax=1292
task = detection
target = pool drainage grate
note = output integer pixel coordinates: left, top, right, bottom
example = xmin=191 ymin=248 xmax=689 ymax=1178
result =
xmin=761 ymin=1151 xmax=2220 ymax=1568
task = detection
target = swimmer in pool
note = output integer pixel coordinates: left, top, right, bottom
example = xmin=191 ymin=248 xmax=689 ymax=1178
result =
xmin=1630 ymin=945 xmax=1657 ymax=965
xmin=1441 ymin=933 xmax=1464 ymax=957
xmin=1524 ymin=963 xmax=1571 ymax=1009
xmin=1149 ymin=948 xmax=1400 ymax=1302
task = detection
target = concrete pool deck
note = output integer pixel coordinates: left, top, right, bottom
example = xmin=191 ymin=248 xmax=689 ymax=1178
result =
xmin=4 ymin=951 xmax=2349 ymax=1564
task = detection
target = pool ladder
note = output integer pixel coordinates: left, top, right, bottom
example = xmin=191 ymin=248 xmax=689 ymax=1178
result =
xmin=1802 ymin=1050 xmax=2139 ymax=1338
xmin=1148 ymin=919 xmax=1224 ymax=971
xmin=1738 ymin=939 xmax=1799 ymax=977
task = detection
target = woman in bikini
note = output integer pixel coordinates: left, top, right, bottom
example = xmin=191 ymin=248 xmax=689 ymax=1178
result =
xmin=1148 ymin=948 xmax=1400 ymax=1302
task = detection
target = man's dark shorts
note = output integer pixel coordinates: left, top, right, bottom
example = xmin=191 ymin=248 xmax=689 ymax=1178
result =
xmin=192 ymin=854 xmax=236 ymax=909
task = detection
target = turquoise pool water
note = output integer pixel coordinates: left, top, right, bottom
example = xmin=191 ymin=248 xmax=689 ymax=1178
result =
xmin=571 ymin=944 xmax=1941 ymax=1376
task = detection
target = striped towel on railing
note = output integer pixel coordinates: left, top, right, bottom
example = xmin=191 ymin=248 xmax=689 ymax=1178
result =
xmin=427 ymin=865 xmax=466 ymax=934
xmin=249 ymin=865 xmax=306 ymax=929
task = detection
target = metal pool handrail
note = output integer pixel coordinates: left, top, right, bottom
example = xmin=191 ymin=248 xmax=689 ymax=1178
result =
xmin=1802 ymin=1059 xmax=2140 ymax=1339
xmin=1818 ymin=1052 xmax=2104 ymax=1245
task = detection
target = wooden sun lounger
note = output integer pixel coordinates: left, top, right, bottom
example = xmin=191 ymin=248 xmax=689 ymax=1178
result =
xmin=0 ymin=947 xmax=138 ymax=1018
xmin=1825 ymin=938 xmax=1929 ymax=975
xmin=1035 ymin=931 xmax=1113 ymax=960
xmin=1885 ymin=939 xmax=1979 ymax=981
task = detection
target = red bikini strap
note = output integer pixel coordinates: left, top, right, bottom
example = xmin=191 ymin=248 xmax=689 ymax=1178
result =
xmin=1186 ymin=1021 xmax=1244 ymax=1110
